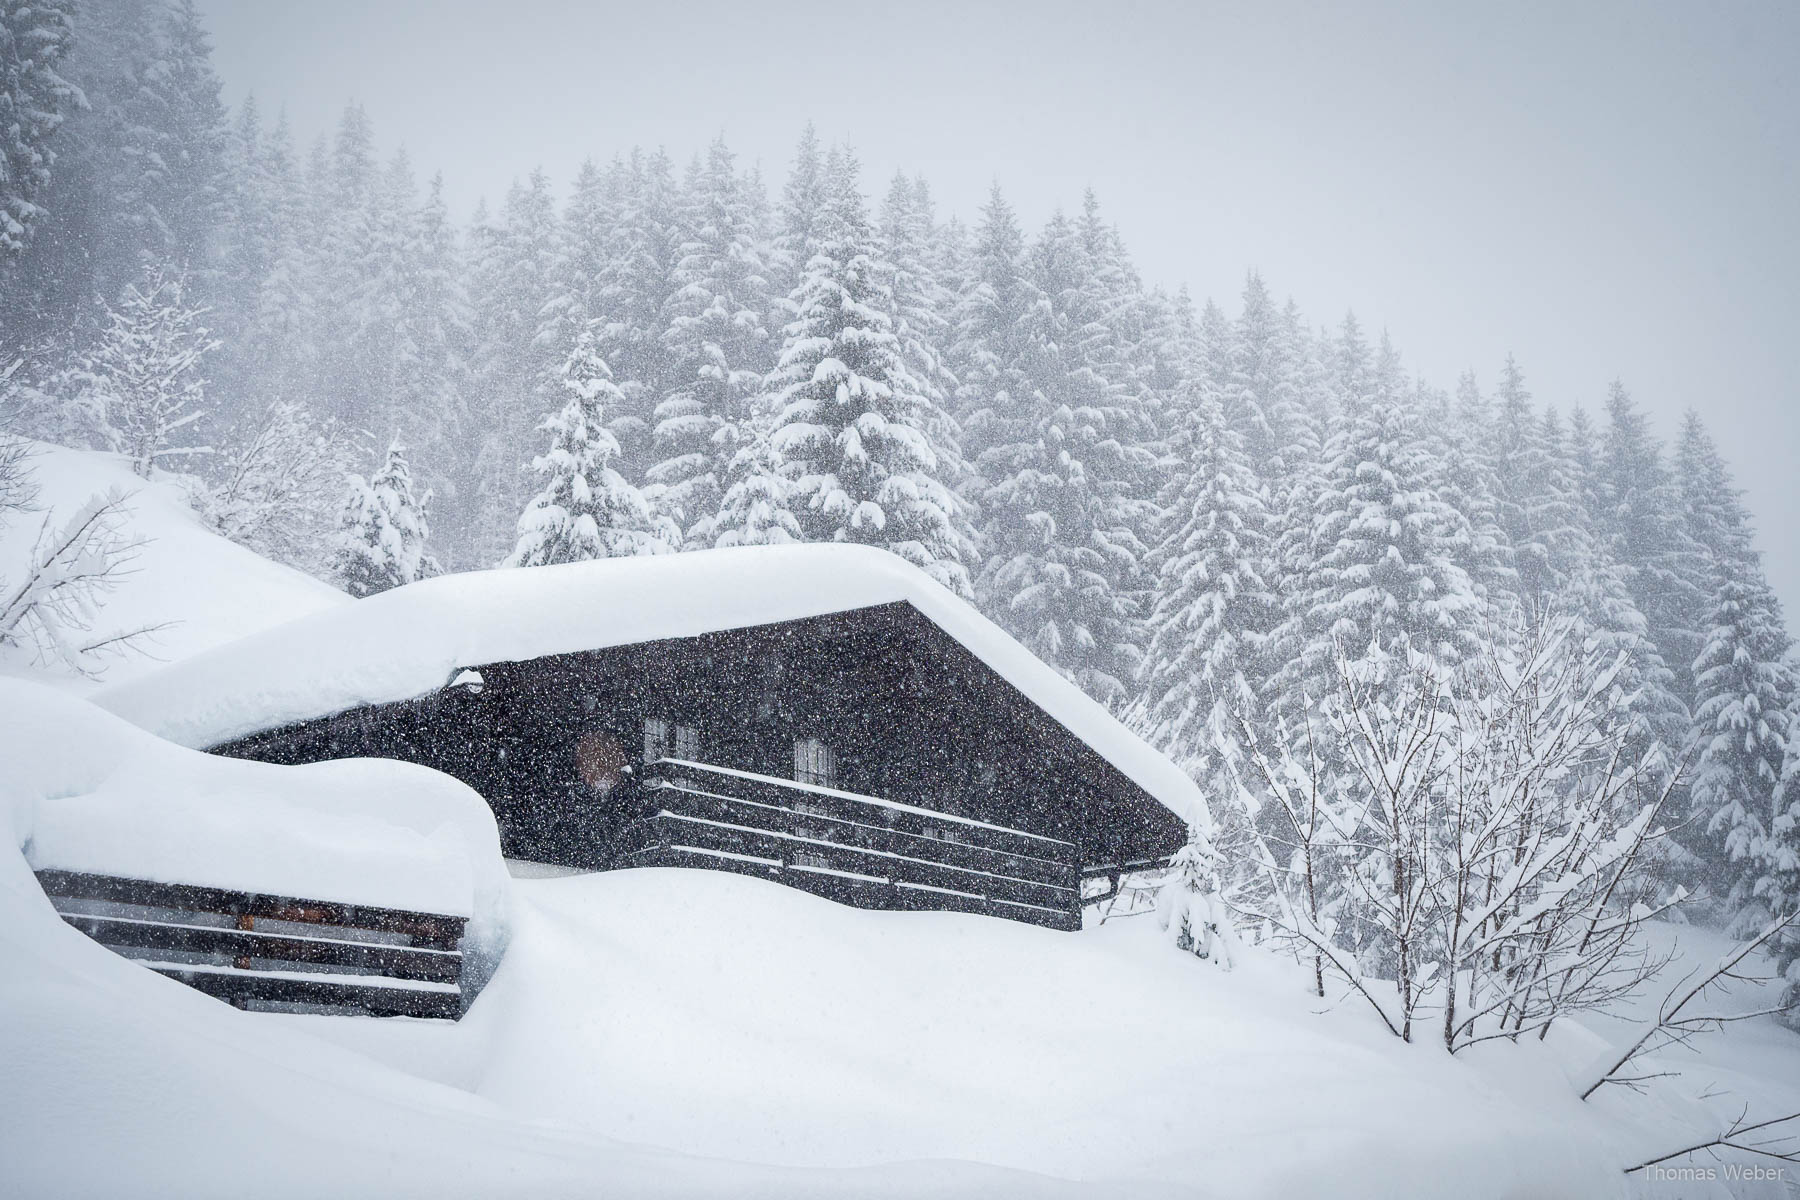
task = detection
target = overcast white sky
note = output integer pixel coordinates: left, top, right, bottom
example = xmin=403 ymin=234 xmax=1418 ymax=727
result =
xmin=198 ymin=0 xmax=1799 ymax=626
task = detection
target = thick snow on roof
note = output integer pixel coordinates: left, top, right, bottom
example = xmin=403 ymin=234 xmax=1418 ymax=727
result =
xmin=2 ymin=679 xmax=508 ymax=926
xmin=98 ymin=544 xmax=1205 ymax=825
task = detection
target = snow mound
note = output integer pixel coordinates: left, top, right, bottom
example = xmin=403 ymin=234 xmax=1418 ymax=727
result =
xmin=97 ymin=542 xmax=1206 ymax=825
xmin=2 ymin=679 xmax=506 ymax=932
xmin=0 ymin=441 xmax=346 ymax=689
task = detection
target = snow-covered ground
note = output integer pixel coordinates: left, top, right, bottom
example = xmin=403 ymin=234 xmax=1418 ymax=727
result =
xmin=4 ymin=447 xmax=1799 ymax=1198
xmin=0 ymin=441 xmax=345 ymax=690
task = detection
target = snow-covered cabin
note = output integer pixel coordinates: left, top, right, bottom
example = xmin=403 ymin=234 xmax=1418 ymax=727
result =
xmin=99 ymin=545 xmax=1196 ymax=931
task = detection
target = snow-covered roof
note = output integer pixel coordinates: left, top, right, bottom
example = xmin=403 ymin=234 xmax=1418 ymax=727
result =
xmin=97 ymin=544 xmax=1204 ymax=825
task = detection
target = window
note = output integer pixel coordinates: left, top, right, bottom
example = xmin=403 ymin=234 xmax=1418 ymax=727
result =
xmin=645 ymin=717 xmax=699 ymax=763
xmin=643 ymin=717 xmax=669 ymax=764
xmin=794 ymin=737 xmax=836 ymax=788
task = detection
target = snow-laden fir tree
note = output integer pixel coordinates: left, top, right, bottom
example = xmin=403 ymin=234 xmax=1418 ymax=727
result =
xmin=332 ymin=440 xmax=437 ymax=598
xmin=1136 ymin=384 xmax=1274 ymax=768
xmin=0 ymin=0 xmax=78 ymax=257
xmin=1693 ymin=554 xmax=1794 ymax=917
xmin=508 ymin=325 xmax=670 ymax=567
xmin=649 ymin=137 xmax=771 ymax=545
xmin=1769 ymin=708 xmax=1800 ymax=1024
xmin=1268 ymin=391 xmax=1483 ymax=705
xmin=1596 ymin=381 xmax=1708 ymax=708
xmin=77 ymin=265 xmax=219 ymax=478
xmin=1225 ymin=272 xmax=1308 ymax=481
xmin=1680 ymin=412 xmax=1795 ymax=913
xmin=760 ymin=147 xmax=973 ymax=595
xmin=468 ymin=168 xmax=563 ymax=563
xmin=970 ymin=205 xmax=1153 ymax=702
xmin=1433 ymin=369 xmax=1515 ymax=606
xmin=593 ymin=149 xmax=682 ymax=479
xmin=707 ymin=416 xmax=801 ymax=548
xmin=949 ymin=185 xmax=1033 ymax=470
xmin=1534 ymin=404 xmax=1689 ymax=753
xmin=879 ymin=171 xmax=966 ymax=495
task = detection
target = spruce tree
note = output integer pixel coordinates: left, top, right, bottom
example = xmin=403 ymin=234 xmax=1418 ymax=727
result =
xmin=508 ymin=325 xmax=669 ymax=567
xmin=1596 ymin=381 xmax=1707 ymax=707
xmin=1138 ymin=385 xmax=1274 ymax=764
xmin=332 ymin=440 xmax=437 ymax=597
xmin=0 ymin=0 xmax=77 ymax=257
xmin=1271 ymin=396 xmax=1482 ymax=702
xmin=1680 ymin=411 xmax=1795 ymax=911
xmin=650 ymin=137 xmax=771 ymax=545
xmin=468 ymin=168 xmax=562 ymax=563
xmin=761 ymin=148 xmax=973 ymax=595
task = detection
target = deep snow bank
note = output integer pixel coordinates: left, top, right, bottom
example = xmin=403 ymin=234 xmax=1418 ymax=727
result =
xmin=0 ymin=441 xmax=345 ymax=689
xmin=2 ymin=679 xmax=507 ymax=935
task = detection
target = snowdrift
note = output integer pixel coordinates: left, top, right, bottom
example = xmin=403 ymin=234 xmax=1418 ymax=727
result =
xmin=2 ymin=679 xmax=507 ymax=945
xmin=0 ymin=441 xmax=346 ymax=689
xmin=94 ymin=542 xmax=1205 ymax=825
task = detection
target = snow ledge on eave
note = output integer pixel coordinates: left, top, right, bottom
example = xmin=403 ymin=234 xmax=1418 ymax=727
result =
xmin=94 ymin=543 xmax=1205 ymax=827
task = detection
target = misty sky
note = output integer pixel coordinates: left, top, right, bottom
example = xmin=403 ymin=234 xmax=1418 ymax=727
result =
xmin=197 ymin=0 xmax=1800 ymax=625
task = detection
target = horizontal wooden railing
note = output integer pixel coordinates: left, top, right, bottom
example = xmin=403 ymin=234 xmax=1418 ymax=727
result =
xmin=612 ymin=760 xmax=1082 ymax=931
xmin=35 ymin=868 xmax=469 ymax=1019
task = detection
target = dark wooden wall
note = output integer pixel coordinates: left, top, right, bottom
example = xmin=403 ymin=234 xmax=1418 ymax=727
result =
xmin=212 ymin=603 xmax=1185 ymax=871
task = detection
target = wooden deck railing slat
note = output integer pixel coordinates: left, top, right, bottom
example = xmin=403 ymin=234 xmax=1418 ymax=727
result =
xmin=617 ymin=761 xmax=1084 ymax=931
xmin=35 ymin=869 xmax=470 ymax=1019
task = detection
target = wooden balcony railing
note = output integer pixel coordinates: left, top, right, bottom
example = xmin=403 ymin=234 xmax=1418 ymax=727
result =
xmin=609 ymin=759 xmax=1082 ymax=931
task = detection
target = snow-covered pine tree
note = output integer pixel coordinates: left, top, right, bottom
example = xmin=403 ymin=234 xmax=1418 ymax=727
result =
xmin=879 ymin=171 xmax=967 ymax=500
xmin=949 ymin=185 xmax=1033 ymax=464
xmin=240 ymin=110 xmax=315 ymax=411
xmin=1269 ymin=393 xmax=1483 ymax=705
xmin=1528 ymin=405 xmax=1690 ymax=760
xmin=146 ymin=0 xmax=230 ymax=282
xmin=593 ymin=149 xmax=682 ymax=482
xmin=1226 ymin=272 xmax=1306 ymax=483
xmin=331 ymin=440 xmax=437 ymax=597
xmin=534 ymin=157 xmax=614 ymax=385
xmin=1137 ymin=384 xmax=1274 ymax=768
xmin=1769 ymin=708 xmax=1800 ymax=1023
xmin=373 ymin=170 xmax=471 ymax=538
xmin=77 ymin=264 xmax=218 ymax=478
xmin=970 ymin=204 xmax=1153 ymax=702
xmin=649 ymin=137 xmax=771 ymax=545
xmin=468 ymin=168 xmax=563 ymax=563
xmin=508 ymin=324 xmax=670 ymax=567
xmin=308 ymin=103 xmax=381 ymax=427
xmin=0 ymin=0 xmax=78 ymax=257
xmin=3 ymin=0 xmax=230 ymax=349
xmin=761 ymin=147 xmax=973 ymax=595
xmin=707 ymin=417 xmax=801 ymax=549
xmin=1680 ymin=411 xmax=1796 ymax=914
xmin=1434 ymin=369 xmax=1516 ymax=606
xmin=1693 ymin=552 xmax=1794 ymax=920
xmin=769 ymin=124 xmax=826 ymax=301
xmin=1596 ymin=380 xmax=1707 ymax=709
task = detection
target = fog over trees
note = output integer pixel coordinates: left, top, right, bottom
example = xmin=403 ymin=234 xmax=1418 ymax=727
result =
xmin=2 ymin=0 xmax=1795 ymax=1017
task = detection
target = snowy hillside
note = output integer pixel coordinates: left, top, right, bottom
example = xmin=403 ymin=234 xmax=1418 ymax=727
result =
xmin=0 ymin=442 xmax=346 ymax=690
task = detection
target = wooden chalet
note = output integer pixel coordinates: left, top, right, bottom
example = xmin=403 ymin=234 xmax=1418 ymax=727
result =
xmin=99 ymin=546 xmax=1196 ymax=932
